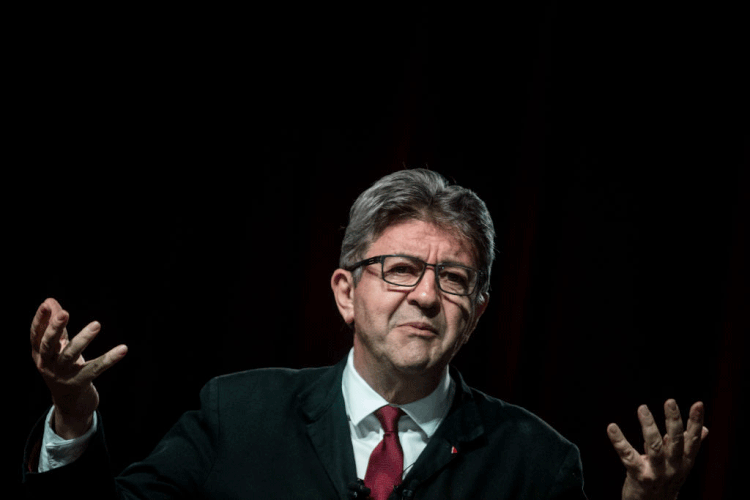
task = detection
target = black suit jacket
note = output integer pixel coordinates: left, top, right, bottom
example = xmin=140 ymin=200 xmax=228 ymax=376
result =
xmin=23 ymin=357 xmax=587 ymax=499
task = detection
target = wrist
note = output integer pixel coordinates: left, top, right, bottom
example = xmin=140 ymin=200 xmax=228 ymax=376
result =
xmin=52 ymin=406 xmax=94 ymax=440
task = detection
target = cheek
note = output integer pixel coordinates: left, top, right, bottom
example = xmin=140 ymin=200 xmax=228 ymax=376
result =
xmin=443 ymin=302 xmax=476 ymax=348
xmin=353 ymin=289 xmax=399 ymax=332
xmin=445 ymin=298 xmax=473 ymax=328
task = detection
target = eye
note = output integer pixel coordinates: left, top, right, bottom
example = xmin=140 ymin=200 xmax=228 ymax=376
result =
xmin=438 ymin=266 xmax=474 ymax=294
xmin=386 ymin=263 xmax=421 ymax=276
xmin=442 ymin=270 xmax=468 ymax=285
xmin=382 ymin=257 xmax=424 ymax=286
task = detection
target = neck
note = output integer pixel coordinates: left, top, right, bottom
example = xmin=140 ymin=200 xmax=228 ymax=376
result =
xmin=352 ymin=346 xmax=446 ymax=405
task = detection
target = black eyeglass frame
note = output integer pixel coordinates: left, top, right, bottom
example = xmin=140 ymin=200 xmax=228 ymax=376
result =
xmin=346 ymin=254 xmax=485 ymax=297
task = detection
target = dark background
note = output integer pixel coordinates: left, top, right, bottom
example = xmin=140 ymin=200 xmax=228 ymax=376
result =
xmin=16 ymin=2 xmax=747 ymax=498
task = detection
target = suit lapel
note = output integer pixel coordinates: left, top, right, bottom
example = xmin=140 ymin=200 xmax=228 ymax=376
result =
xmin=301 ymin=358 xmax=357 ymax=499
xmin=401 ymin=367 xmax=485 ymax=493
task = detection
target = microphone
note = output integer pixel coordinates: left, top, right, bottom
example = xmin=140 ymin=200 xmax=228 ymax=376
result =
xmin=347 ymin=479 xmax=371 ymax=499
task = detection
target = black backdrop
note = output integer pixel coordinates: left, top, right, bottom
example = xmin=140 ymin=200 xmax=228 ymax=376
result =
xmin=17 ymin=2 xmax=747 ymax=498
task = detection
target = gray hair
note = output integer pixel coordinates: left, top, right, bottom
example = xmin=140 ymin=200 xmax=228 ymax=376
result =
xmin=339 ymin=168 xmax=495 ymax=302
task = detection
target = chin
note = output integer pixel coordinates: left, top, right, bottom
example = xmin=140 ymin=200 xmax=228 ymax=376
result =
xmin=389 ymin=347 xmax=437 ymax=375
xmin=393 ymin=360 xmax=431 ymax=376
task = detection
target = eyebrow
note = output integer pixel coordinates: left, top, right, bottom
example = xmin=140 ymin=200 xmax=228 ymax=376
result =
xmin=393 ymin=254 xmax=474 ymax=269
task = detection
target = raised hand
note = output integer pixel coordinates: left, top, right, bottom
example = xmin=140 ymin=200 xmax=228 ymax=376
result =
xmin=30 ymin=298 xmax=128 ymax=439
xmin=607 ymin=399 xmax=708 ymax=500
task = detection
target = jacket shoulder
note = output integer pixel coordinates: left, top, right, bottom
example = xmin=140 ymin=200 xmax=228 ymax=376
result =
xmin=211 ymin=364 xmax=333 ymax=387
xmin=468 ymin=387 xmax=578 ymax=452
xmin=201 ymin=363 xmax=340 ymax=416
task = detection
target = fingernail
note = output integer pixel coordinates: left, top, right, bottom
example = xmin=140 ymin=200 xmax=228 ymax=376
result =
xmin=91 ymin=321 xmax=101 ymax=332
xmin=667 ymin=399 xmax=677 ymax=411
xmin=639 ymin=405 xmax=650 ymax=417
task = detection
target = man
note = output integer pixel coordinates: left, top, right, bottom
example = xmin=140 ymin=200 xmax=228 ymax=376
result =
xmin=24 ymin=169 xmax=707 ymax=499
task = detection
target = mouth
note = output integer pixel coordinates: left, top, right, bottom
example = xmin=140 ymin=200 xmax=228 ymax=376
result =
xmin=399 ymin=322 xmax=439 ymax=336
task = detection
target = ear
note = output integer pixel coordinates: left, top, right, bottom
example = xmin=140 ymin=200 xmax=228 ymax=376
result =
xmin=475 ymin=293 xmax=490 ymax=320
xmin=331 ymin=268 xmax=356 ymax=325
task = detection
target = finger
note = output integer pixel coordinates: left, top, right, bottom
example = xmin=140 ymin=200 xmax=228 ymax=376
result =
xmin=39 ymin=309 xmax=69 ymax=365
xmin=607 ymin=423 xmax=643 ymax=473
xmin=81 ymin=344 xmax=129 ymax=381
xmin=30 ymin=303 xmax=51 ymax=350
xmin=664 ymin=399 xmax=685 ymax=465
xmin=30 ymin=298 xmax=61 ymax=350
xmin=638 ymin=405 xmax=666 ymax=470
xmin=58 ymin=321 xmax=101 ymax=365
xmin=683 ymin=402 xmax=706 ymax=462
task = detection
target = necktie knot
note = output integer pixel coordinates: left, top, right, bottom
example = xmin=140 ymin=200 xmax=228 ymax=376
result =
xmin=375 ymin=405 xmax=403 ymax=433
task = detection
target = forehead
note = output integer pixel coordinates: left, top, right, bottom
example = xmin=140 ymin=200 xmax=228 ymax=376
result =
xmin=367 ymin=220 xmax=476 ymax=265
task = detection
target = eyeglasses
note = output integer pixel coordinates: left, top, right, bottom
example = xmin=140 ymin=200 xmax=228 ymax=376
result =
xmin=346 ymin=254 xmax=484 ymax=297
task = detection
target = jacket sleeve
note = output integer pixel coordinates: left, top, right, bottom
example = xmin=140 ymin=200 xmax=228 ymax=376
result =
xmin=22 ymin=379 xmax=220 ymax=500
xmin=22 ymin=409 xmax=118 ymax=500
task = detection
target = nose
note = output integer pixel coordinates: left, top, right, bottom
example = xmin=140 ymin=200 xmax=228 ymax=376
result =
xmin=407 ymin=266 xmax=441 ymax=312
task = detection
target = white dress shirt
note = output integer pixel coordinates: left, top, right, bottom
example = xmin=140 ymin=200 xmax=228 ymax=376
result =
xmin=341 ymin=349 xmax=455 ymax=480
xmin=38 ymin=349 xmax=456 ymax=477
xmin=38 ymin=407 xmax=98 ymax=472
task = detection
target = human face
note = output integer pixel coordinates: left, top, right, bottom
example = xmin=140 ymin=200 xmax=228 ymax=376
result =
xmin=346 ymin=220 xmax=487 ymax=379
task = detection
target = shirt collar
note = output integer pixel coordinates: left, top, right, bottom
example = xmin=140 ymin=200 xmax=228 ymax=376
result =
xmin=341 ymin=348 xmax=455 ymax=438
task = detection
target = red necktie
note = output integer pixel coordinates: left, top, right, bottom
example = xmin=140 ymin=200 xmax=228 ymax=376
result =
xmin=364 ymin=406 xmax=405 ymax=500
